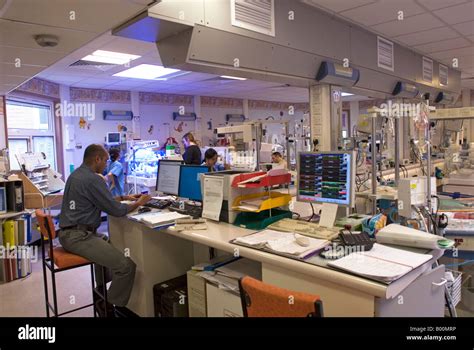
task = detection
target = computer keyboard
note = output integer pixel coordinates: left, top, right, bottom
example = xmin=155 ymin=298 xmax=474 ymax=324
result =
xmin=168 ymin=203 xmax=203 ymax=219
xmin=144 ymin=199 xmax=172 ymax=210
xmin=267 ymin=219 xmax=340 ymax=240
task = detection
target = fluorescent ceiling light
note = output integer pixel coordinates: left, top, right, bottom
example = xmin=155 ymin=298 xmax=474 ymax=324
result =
xmin=220 ymin=75 xmax=247 ymax=81
xmin=82 ymin=50 xmax=140 ymax=65
xmin=341 ymin=92 xmax=354 ymax=97
xmin=114 ymin=64 xmax=181 ymax=80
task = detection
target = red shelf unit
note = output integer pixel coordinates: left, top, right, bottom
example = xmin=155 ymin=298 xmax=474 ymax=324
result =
xmin=231 ymin=172 xmax=291 ymax=188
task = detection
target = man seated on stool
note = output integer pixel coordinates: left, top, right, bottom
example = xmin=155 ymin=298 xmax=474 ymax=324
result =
xmin=271 ymin=151 xmax=288 ymax=170
xmin=58 ymin=144 xmax=151 ymax=317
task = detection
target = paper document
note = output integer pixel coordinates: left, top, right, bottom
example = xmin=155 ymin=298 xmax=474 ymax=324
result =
xmin=235 ymin=197 xmax=269 ymax=211
xmin=215 ymin=258 xmax=262 ymax=280
xmin=136 ymin=211 xmax=190 ymax=227
xmin=234 ymin=229 xmax=329 ymax=258
xmin=328 ymin=243 xmax=432 ymax=283
xmin=202 ymin=176 xmax=224 ymax=221
xmin=237 ymin=174 xmax=266 ymax=186
xmin=319 ymin=203 xmax=338 ymax=228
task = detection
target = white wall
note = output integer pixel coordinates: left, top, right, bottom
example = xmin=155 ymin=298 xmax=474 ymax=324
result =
xmin=63 ymin=92 xmax=311 ymax=171
xmin=0 ymin=96 xmax=6 ymax=149
xmin=139 ymin=104 xmax=195 ymax=153
xmin=200 ymin=106 xmax=243 ymax=146
xmin=71 ymin=102 xmax=133 ymax=167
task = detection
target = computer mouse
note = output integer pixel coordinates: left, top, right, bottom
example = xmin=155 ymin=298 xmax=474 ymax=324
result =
xmin=295 ymin=235 xmax=310 ymax=247
xmin=138 ymin=207 xmax=151 ymax=214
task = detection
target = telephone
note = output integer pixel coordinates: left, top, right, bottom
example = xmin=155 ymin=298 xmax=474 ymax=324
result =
xmin=339 ymin=229 xmax=373 ymax=251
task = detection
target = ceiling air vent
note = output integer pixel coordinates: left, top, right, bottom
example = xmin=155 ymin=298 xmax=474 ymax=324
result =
xmin=69 ymin=60 xmax=118 ymax=72
xmin=439 ymin=64 xmax=448 ymax=86
xmin=377 ymin=36 xmax=394 ymax=72
xmin=422 ymin=57 xmax=433 ymax=83
xmin=231 ymin=0 xmax=275 ymax=37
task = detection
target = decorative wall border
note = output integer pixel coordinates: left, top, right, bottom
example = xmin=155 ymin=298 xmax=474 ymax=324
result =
xmin=16 ymin=78 xmax=60 ymax=99
xmin=140 ymin=92 xmax=194 ymax=106
xmin=200 ymin=96 xmax=243 ymax=108
xmin=70 ymin=87 xmax=131 ymax=103
xmin=249 ymin=100 xmax=308 ymax=111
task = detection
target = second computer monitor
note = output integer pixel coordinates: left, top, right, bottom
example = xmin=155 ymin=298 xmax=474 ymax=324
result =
xmin=179 ymin=165 xmax=209 ymax=201
xmin=156 ymin=160 xmax=183 ymax=195
xmin=297 ymin=151 xmax=355 ymax=207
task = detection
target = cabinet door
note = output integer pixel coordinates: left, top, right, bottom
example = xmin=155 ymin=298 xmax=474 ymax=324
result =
xmin=376 ymin=265 xmax=446 ymax=317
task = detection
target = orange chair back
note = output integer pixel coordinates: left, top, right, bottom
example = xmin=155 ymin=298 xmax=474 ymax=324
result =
xmin=239 ymin=276 xmax=323 ymax=317
xmin=35 ymin=209 xmax=57 ymax=240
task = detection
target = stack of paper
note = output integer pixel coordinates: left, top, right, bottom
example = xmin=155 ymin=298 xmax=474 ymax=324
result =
xmin=233 ymin=229 xmax=329 ymax=259
xmin=197 ymin=258 xmax=262 ymax=292
xmin=328 ymin=243 xmax=433 ymax=283
xmin=132 ymin=211 xmax=190 ymax=228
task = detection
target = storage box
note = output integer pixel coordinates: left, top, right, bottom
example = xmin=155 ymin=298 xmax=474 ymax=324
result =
xmin=206 ymin=283 xmax=243 ymax=317
xmin=187 ymin=270 xmax=207 ymax=317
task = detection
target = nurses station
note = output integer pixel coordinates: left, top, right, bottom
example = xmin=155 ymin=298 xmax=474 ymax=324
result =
xmin=0 ymin=0 xmax=473 ymax=321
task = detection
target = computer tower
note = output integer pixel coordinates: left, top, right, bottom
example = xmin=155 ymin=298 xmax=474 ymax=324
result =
xmin=153 ymin=274 xmax=187 ymax=317
xmin=161 ymin=288 xmax=188 ymax=317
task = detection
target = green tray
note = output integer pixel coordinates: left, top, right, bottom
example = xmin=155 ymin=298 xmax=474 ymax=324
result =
xmin=233 ymin=209 xmax=292 ymax=230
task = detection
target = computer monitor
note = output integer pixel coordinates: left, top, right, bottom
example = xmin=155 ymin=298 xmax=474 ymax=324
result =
xmin=107 ymin=132 xmax=121 ymax=145
xmin=156 ymin=160 xmax=183 ymax=195
xmin=178 ymin=165 xmax=209 ymax=201
xmin=297 ymin=151 xmax=355 ymax=207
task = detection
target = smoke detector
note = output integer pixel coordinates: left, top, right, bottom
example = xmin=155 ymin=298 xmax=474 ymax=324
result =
xmin=34 ymin=34 xmax=59 ymax=47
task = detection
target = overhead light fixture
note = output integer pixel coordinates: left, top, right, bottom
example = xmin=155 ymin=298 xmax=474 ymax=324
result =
xmin=114 ymin=64 xmax=181 ymax=80
xmin=435 ymin=92 xmax=459 ymax=104
xmin=392 ymin=81 xmax=419 ymax=98
xmin=82 ymin=50 xmax=140 ymax=65
xmin=226 ymin=114 xmax=246 ymax=122
xmin=341 ymin=92 xmax=354 ymax=97
xmin=220 ymin=75 xmax=247 ymax=81
xmin=316 ymin=61 xmax=360 ymax=86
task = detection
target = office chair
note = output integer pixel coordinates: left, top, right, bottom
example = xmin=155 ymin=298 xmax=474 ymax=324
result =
xmin=36 ymin=210 xmax=109 ymax=317
xmin=238 ymin=276 xmax=324 ymax=317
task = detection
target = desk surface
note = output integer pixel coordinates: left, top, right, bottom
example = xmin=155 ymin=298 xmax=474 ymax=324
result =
xmin=111 ymin=215 xmax=439 ymax=299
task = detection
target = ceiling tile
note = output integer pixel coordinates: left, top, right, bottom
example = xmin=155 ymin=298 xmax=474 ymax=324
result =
xmin=414 ymin=37 xmax=471 ymax=53
xmin=395 ymin=26 xmax=459 ymax=45
xmin=340 ymin=0 xmax=425 ymax=26
xmin=433 ymin=2 xmax=474 ymax=24
xmin=416 ymin=0 xmax=470 ymax=10
xmin=371 ymin=13 xmax=444 ymax=37
xmin=453 ymin=21 xmax=474 ymax=35
xmin=431 ymin=46 xmax=474 ymax=59
xmin=301 ymin=0 xmax=376 ymax=13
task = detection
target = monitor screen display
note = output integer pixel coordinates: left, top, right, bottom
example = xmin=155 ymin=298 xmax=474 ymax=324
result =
xmin=107 ymin=132 xmax=121 ymax=144
xmin=179 ymin=165 xmax=208 ymax=201
xmin=297 ymin=151 xmax=354 ymax=206
xmin=156 ymin=160 xmax=182 ymax=195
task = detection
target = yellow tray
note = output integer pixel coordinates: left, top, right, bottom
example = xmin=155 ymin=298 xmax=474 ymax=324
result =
xmin=232 ymin=191 xmax=292 ymax=213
